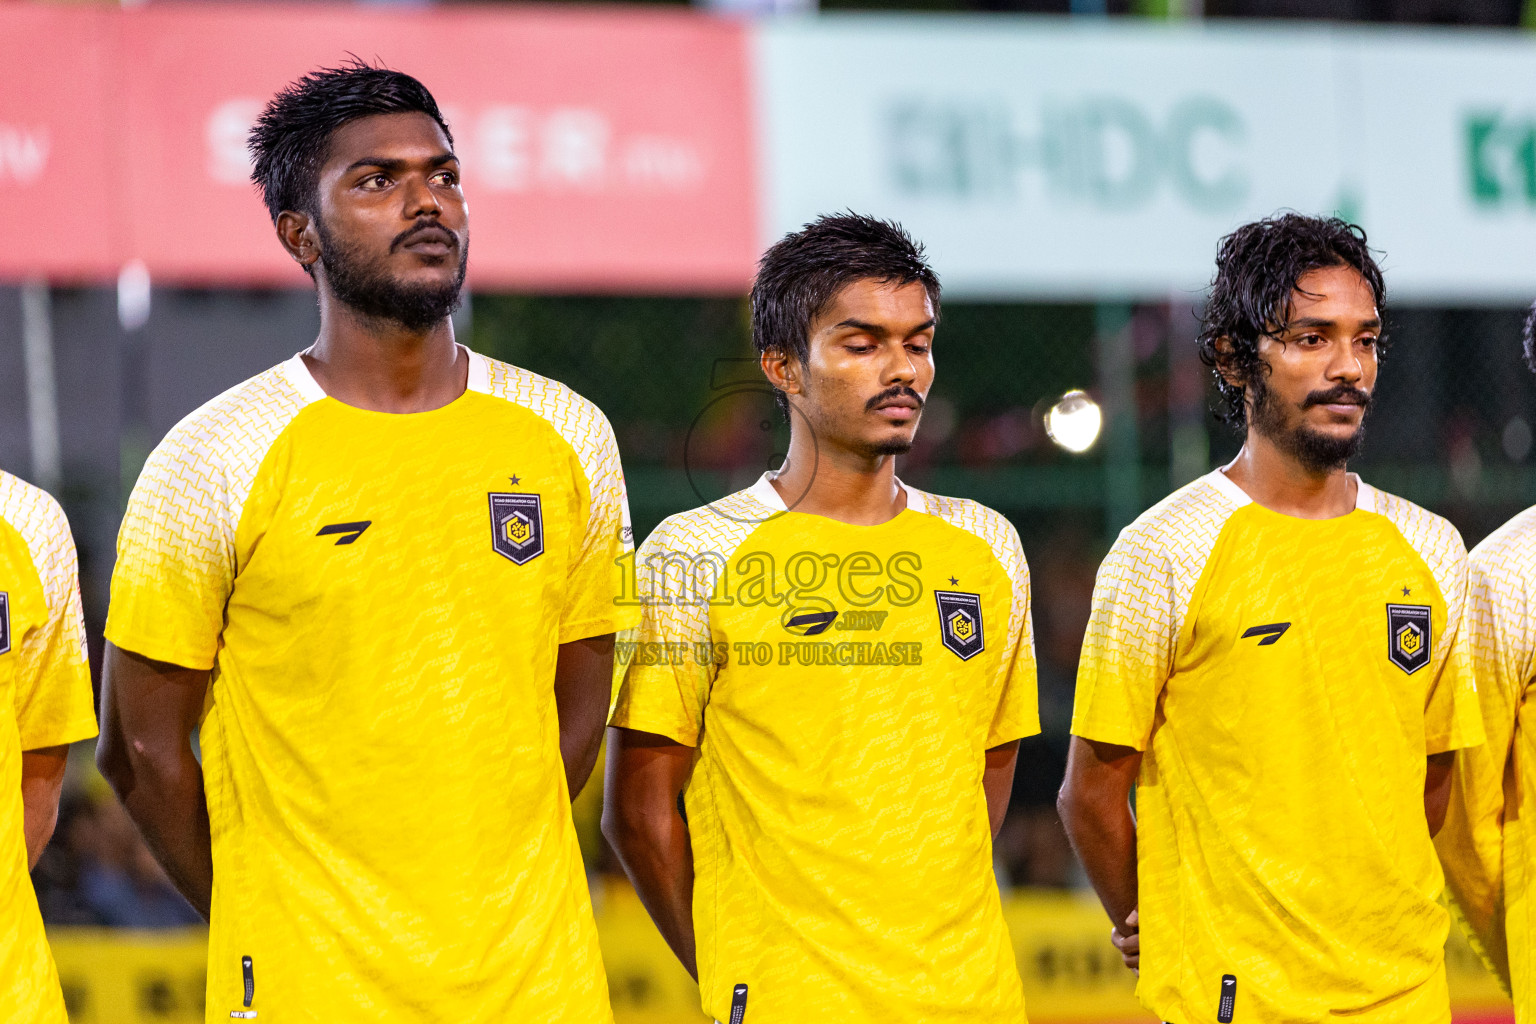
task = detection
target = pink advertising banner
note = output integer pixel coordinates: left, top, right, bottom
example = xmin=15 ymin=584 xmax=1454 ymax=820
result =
xmin=1 ymin=3 xmax=757 ymax=291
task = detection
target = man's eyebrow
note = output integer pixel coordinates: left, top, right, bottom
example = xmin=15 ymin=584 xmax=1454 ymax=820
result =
xmin=832 ymin=318 xmax=937 ymax=335
xmin=342 ymin=153 xmax=458 ymax=176
xmin=1287 ymin=316 xmax=1381 ymax=330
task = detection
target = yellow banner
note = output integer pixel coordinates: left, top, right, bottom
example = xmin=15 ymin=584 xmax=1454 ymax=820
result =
xmin=48 ymin=884 xmax=1513 ymax=1023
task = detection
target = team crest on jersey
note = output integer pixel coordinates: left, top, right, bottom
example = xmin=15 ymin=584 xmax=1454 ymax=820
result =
xmin=0 ymin=592 xmax=9 ymax=655
xmin=488 ymin=493 xmax=544 ymax=565
xmin=1386 ymin=603 xmax=1432 ymax=674
xmin=935 ymin=590 xmax=984 ymax=661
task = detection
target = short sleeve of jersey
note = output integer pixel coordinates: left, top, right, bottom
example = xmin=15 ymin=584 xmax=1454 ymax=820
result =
xmin=946 ymin=501 xmax=1039 ymax=747
xmin=556 ymin=402 xmax=637 ymax=643
xmin=609 ymin=502 xmax=758 ymax=746
xmin=987 ymin=514 xmax=1039 ymax=746
xmin=1072 ymin=480 xmax=1233 ymax=751
xmin=1071 ymin=524 xmax=1174 ymax=750
xmin=1372 ymin=491 xmax=1484 ymax=754
xmin=5 ymin=483 xmax=95 ymax=749
xmin=108 ymin=424 xmax=240 ymax=670
xmin=106 ymin=367 xmax=309 ymax=671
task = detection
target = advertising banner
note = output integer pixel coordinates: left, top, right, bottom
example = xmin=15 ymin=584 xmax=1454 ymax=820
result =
xmin=1 ymin=4 xmax=756 ymax=291
xmin=4 ymin=5 xmax=1536 ymax=300
xmin=0 ymin=7 xmax=120 ymax=281
xmin=755 ymin=18 xmax=1536 ymax=302
xmin=47 ymin=885 xmax=1512 ymax=1023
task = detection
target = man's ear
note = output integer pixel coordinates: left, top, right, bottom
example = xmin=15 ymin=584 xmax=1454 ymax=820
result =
xmin=1212 ymin=336 xmax=1246 ymax=390
xmin=276 ymin=210 xmax=321 ymax=272
xmin=760 ymin=348 xmax=802 ymax=398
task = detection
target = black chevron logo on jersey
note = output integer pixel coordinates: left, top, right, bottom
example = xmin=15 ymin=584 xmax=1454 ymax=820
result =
xmin=316 ymin=521 xmax=372 ymax=545
xmin=783 ymin=609 xmax=838 ymax=636
xmin=1240 ymin=622 xmax=1290 ymax=645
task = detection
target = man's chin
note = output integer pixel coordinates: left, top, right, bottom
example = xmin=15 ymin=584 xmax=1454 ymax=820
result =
xmin=1284 ymin=424 xmax=1365 ymax=474
xmin=864 ymin=436 xmax=915 ymax=458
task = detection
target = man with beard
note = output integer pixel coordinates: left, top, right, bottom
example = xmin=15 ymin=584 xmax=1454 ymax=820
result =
xmin=96 ymin=63 xmax=634 ymax=1022
xmin=604 ymin=214 xmax=1039 ymax=1023
xmin=1058 ymin=213 xmax=1482 ymax=1024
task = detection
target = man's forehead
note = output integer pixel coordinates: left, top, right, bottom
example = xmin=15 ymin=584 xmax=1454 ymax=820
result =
xmin=322 ymin=111 xmax=454 ymax=169
xmin=821 ymin=278 xmax=934 ymax=321
xmin=1282 ymin=267 xmax=1378 ymax=322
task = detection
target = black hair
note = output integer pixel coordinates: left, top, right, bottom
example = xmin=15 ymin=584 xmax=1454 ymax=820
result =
xmin=751 ymin=213 xmax=940 ymax=413
xmin=248 ymin=59 xmax=452 ymax=225
xmin=1523 ymin=301 xmax=1536 ymax=375
xmin=1197 ymin=212 xmax=1387 ymax=430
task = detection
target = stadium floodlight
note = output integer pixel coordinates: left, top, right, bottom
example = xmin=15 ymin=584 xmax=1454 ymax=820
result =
xmin=1045 ymin=389 xmax=1102 ymax=454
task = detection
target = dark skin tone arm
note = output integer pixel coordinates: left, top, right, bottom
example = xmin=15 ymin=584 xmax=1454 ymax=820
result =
xmin=1058 ymin=736 xmax=1142 ymax=969
xmin=1425 ymin=749 xmax=1455 ymax=837
xmin=603 ymin=729 xmax=1023 ymax=981
xmin=98 ymin=633 xmax=616 ymax=920
xmin=984 ymin=739 xmax=1021 ymax=839
xmin=21 ymin=745 xmax=70 ymax=870
xmin=96 ymin=643 xmax=214 ymax=918
xmin=554 ymin=634 xmax=616 ymax=799
xmin=603 ymin=727 xmax=698 ymax=978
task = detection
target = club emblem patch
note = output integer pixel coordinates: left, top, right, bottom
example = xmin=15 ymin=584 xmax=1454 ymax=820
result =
xmin=1386 ymin=603 xmax=1431 ymax=674
xmin=935 ymin=590 xmax=984 ymax=661
xmin=0 ymin=592 xmax=9 ymax=655
xmin=489 ymin=493 xmax=544 ymax=565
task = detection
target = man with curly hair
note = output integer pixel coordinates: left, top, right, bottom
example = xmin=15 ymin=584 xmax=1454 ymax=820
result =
xmin=1058 ymin=213 xmax=1483 ymax=1024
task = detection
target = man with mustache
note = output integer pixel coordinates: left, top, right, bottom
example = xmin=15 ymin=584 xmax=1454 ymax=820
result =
xmin=96 ymin=63 xmax=633 ymax=1021
xmin=605 ymin=214 xmax=1039 ymax=1023
xmin=1058 ymin=213 xmax=1482 ymax=1024
xmin=1436 ymin=302 xmax=1536 ymax=1024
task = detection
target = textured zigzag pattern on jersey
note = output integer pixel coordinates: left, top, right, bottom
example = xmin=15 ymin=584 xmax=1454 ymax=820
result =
xmin=913 ymin=489 xmax=1035 ymax=677
xmin=114 ymin=365 xmax=312 ymax=615
xmin=482 ymin=357 xmax=629 ymax=552
xmin=1369 ymin=488 xmax=1469 ymax=614
xmin=614 ymin=489 xmax=775 ymax=739
xmin=0 ymin=470 xmax=87 ymax=661
xmin=1083 ymin=476 xmax=1238 ymax=677
xmin=1467 ymin=504 xmax=1536 ymax=683
xmin=635 ymin=488 xmax=774 ymax=642
xmin=1444 ymin=504 xmax=1536 ymax=996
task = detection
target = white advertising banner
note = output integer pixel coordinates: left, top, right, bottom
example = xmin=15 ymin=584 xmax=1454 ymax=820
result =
xmin=754 ymin=18 xmax=1536 ymax=302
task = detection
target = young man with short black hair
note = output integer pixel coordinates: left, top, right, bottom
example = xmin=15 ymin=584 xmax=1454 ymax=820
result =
xmin=605 ymin=214 xmax=1038 ymax=1023
xmin=1059 ymin=213 xmax=1482 ymax=1024
xmin=98 ymin=63 xmax=633 ymax=1021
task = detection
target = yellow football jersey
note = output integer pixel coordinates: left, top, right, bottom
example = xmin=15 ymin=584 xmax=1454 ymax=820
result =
xmin=610 ymin=475 xmax=1039 ymax=1024
xmin=0 ymin=470 xmax=96 ymax=1024
xmin=106 ymin=349 xmax=635 ymax=1023
xmin=1437 ymin=505 xmax=1536 ymax=1022
xmin=1072 ymin=469 xmax=1482 ymax=1024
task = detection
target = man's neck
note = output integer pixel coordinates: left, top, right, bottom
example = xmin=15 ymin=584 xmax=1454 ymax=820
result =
xmin=1220 ymin=432 xmax=1357 ymax=520
xmin=302 ymin=298 xmax=465 ymax=414
xmin=768 ymin=432 xmax=907 ymax=526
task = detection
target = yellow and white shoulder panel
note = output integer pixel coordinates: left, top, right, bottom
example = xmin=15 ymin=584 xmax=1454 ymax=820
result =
xmin=0 ymin=470 xmax=87 ymax=660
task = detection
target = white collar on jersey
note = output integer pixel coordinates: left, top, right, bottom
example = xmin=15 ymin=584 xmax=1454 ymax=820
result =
xmin=1203 ymin=467 xmax=1379 ymax=514
xmin=280 ymin=344 xmax=491 ymax=403
xmin=744 ymin=472 xmax=925 ymax=515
